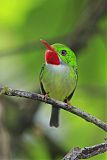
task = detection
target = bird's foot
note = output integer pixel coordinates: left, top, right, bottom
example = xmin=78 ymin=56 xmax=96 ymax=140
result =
xmin=66 ymin=101 xmax=71 ymax=106
xmin=64 ymin=98 xmax=71 ymax=106
xmin=43 ymin=92 xmax=49 ymax=101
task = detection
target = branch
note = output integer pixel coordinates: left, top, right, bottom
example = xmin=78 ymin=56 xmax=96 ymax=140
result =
xmin=0 ymin=85 xmax=107 ymax=132
xmin=63 ymin=142 xmax=107 ymax=160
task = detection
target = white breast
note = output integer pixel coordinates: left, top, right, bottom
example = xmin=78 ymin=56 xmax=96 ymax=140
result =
xmin=42 ymin=63 xmax=76 ymax=101
xmin=46 ymin=63 xmax=68 ymax=73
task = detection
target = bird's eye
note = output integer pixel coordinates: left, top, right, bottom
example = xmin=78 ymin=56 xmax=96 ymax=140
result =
xmin=61 ymin=50 xmax=67 ymax=56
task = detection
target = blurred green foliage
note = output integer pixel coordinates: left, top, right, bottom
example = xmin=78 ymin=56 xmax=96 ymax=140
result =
xmin=0 ymin=0 xmax=106 ymax=160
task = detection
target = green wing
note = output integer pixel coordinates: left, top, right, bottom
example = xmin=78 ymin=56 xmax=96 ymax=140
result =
xmin=39 ymin=63 xmax=46 ymax=94
xmin=65 ymin=67 xmax=78 ymax=102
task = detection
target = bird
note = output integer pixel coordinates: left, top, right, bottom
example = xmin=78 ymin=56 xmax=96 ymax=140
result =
xmin=39 ymin=39 xmax=78 ymax=127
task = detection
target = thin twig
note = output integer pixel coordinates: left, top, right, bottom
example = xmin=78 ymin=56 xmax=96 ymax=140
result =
xmin=0 ymin=85 xmax=107 ymax=132
xmin=63 ymin=142 xmax=107 ymax=160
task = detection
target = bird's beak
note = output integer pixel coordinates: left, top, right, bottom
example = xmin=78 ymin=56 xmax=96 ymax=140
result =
xmin=40 ymin=39 xmax=55 ymax=52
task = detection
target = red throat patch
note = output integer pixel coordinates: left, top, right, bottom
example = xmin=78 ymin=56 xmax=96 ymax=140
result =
xmin=40 ymin=39 xmax=60 ymax=65
xmin=45 ymin=50 xmax=60 ymax=65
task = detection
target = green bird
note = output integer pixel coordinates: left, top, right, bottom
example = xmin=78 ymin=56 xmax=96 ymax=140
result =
xmin=40 ymin=39 xmax=78 ymax=127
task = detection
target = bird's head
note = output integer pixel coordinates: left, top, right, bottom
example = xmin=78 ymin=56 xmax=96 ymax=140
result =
xmin=40 ymin=39 xmax=77 ymax=68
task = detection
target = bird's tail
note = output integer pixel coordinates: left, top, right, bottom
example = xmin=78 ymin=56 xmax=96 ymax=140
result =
xmin=49 ymin=105 xmax=60 ymax=127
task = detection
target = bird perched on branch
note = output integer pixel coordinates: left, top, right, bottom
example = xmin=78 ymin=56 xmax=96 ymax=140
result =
xmin=40 ymin=39 xmax=78 ymax=127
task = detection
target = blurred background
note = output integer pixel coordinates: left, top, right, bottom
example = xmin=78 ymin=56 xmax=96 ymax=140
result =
xmin=0 ymin=0 xmax=107 ymax=159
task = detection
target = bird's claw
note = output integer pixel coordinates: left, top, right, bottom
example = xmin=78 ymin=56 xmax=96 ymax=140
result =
xmin=66 ymin=101 xmax=71 ymax=106
xmin=64 ymin=98 xmax=71 ymax=106
xmin=44 ymin=92 xmax=49 ymax=101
